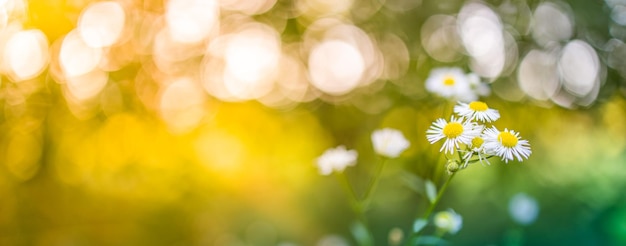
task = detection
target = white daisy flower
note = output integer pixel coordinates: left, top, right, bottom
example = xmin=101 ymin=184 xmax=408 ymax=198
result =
xmin=454 ymin=101 xmax=500 ymax=122
xmin=316 ymin=145 xmax=358 ymax=175
xmin=371 ymin=128 xmax=410 ymax=158
xmin=425 ymin=67 xmax=476 ymax=102
xmin=426 ymin=116 xmax=481 ymax=154
xmin=483 ymin=126 xmax=531 ymax=163
xmin=434 ymin=209 xmax=463 ymax=234
xmin=462 ymin=134 xmax=492 ymax=167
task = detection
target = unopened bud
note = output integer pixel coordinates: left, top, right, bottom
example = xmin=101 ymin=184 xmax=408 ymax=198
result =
xmin=446 ymin=160 xmax=460 ymax=174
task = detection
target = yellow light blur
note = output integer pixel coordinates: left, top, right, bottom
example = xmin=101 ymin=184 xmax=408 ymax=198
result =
xmin=59 ymin=30 xmax=103 ymax=77
xmin=4 ymin=131 xmax=42 ymax=181
xmin=223 ymin=24 xmax=281 ymax=100
xmin=195 ymin=129 xmax=246 ymax=173
xmin=276 ymin=50 xmax=317 ymax=103
xmin=2 ymin=29 xmax=49 ymax=81
xmin=77 ymin=1 xmax=126 ymax=48
xmin=202 ymin=22 xmax=282 ymax=101
xmin=0 ymin=6 xmax=7 ymax=29
xmin=165 ymin=0 xmax=219 ymax=44
xmin=221 ymin=0 xmax=277 ymax=15
xmin=159 ymin=77 xmax=207 ymax=133
xmin=296 ymin=0 xmax=353 ymax=18
xmin=65 ymin=68 xmax=109 ymax=102
xmin=308 ymin=40 xmax=364 ymax=95
xmin=152 ymin=26 xmax=205 ymax=74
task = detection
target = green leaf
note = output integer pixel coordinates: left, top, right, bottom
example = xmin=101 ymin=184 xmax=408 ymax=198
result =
xmin=413 ymin=218 xmax=428 ymax=233
xmin=401 ymin=171 xmax=424 ymax=193
xmin=414 ymin=236 xmax=448 ymax=245
xmin=350 ymin=221 xmax=373 ymax=246
xmin=425 ymin=180 xmax=437 ymax=204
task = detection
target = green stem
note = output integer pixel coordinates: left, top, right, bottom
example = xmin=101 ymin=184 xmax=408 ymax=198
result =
xmin=337 ymin=172 xmax=359 ymax=202
xmin=361 ymin=157 xmax=388 ymax=207
xmin=406 ymin=172 xmax=457 ymax=245
xmin=422 ymin=172 xmax=456 ymax=223
xmin=336 ymin=172 xmax=374 ymax=246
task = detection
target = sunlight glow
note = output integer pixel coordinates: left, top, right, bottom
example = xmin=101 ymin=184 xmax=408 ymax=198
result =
xmin=308 ymin=40 xmax=364 ymax=95
xmin=65 ymin=69 xmax=109 ymax=101
xmin=220 ymin=0 xmax=276 ymax=15
xmin=3 ymin=29 xmax=48 ymax=81
xmin=421 ymin=15 xmax=462 ymax=62
xmin=518 ymin=49 xmax=559 ymax=101
xmin=276 ymin=51 xmax=316 ymax=103
xmin=159 ymin=77 xmax=207 ymax=133
xmin=559 ymin=40 xmax=600 ymax=98
xmin=202 ymin=23 xmax=282 ymax=101
xmin=297 ymin=0 xmax=353 ymax=18
xmin=458 ymin=2 xmax=505 ymax=78
xmin=532 ymin=2 xmax=573 ymax=46
xmin=195 ymin=129 xmax=245 ymax=172
xmin=165 ymin=0 xmax=219 ymax=44
xmin=59 ymin=30 xmax=103 ymax=78
xmin=223 ymin=25 xmax=281 ymax=100
xmin=78 ymin=1 xmax=126 ymax=48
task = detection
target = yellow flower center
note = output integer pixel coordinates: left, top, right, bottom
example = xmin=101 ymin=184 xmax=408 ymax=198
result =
xmin=469 ymin=101 xmax=488 ymax=111
xmin=443 ymin=76 xmax=455 ymax=86
xmin=471 ymin=137 xmax=484 ymax=148
xmin=443 ymin=122 xmax=463 ymax=138
xmin=498 ymin=131 xmax=518 ymax=148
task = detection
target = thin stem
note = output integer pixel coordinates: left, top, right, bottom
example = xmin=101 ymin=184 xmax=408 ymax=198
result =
xmin=337 ymin=172 xmax=359 ymax=202
xmin=421 ymin=172 xmax=456 ymax=222
xmin=361 ymin=157 xmax=388 ymax=207
xmin=336 ymin=172 xmax=374 ymax=246
xmin=405 ymin=172 xmax=457 ymax=245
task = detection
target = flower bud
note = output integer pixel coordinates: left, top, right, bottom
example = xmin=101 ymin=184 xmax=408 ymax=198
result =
xmin=446 ymin=160 xmax=460 ymax=174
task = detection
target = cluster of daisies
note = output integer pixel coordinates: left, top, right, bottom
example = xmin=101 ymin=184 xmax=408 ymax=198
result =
xmin=425 ymin=67 xmax=490 ymax=102
xmin=426 ymin=101 xmax=531 ymax=167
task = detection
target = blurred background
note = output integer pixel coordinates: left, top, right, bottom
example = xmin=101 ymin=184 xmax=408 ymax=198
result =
xmin=0 ymin=0 xmax=625 ymax=245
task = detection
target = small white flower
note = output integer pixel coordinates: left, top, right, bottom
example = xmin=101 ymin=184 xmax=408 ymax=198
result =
xmin=462 ymin=134 xmax=492 ymax=167
xmin=426 ymin=116 xmax=481 ymax=154
xmin=425 ymin=67 xmax=476 ymax=102
xmin=454 ymin=101 xmax=500 ymax=122
xmin=371 ymin=128 xmax=410 ymax=158
xmin=434 ymin=209 xmax=463 ymax=234
xmin=509 ymin=193 xmax=539 ymax=225
xmin=483 ymin=126 xmax=531 ymax=163
xmin=316 ymin=145 xmax=358 ymax=175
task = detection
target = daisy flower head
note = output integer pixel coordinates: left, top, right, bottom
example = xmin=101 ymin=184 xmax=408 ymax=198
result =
xmin=462 ymin=134 xmax=492 ymax=167
xmin=425 ymin=67 xmax=476 ymax=102
xmin=316 ymin=145 xmax=358 ymax=175
xmin=371 ymin=128 xmax=410 ymax=158
xmin=483 ymin=126 xmax=531 ymax=163
xmin=454 ymin=101 xmax=500 ymax=122
xmin=426 ymin=116 xmax=482 ymax=154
